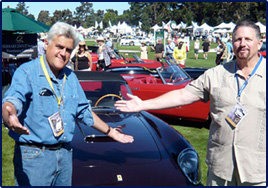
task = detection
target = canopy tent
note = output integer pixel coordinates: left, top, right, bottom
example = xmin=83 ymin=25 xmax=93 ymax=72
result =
xmin=214 ymin=22 xmax=229 ymax=29
xmin=117 ymin=21 xmax=133 ymax=35
xmin=2 ymin=8 xmax=50 ymax=33
xmin=151 ymin=24 xmax=161 ymax=31
xmin=198 ymin=23 xmax=214 ymax=33
xmin=214 ymin=22 xmax=236 ymax=31
xmin=212 ymin=28 xmax=229 ymax=34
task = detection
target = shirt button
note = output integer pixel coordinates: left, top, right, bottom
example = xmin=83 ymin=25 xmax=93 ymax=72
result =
xmin=64 ymin=123 xmax=67 ymax=125
xmin=63 ymin=137 xmax=66 ymax=140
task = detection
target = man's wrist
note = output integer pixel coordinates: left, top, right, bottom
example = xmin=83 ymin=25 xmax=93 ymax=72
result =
xmin=105 ymin=126 xmax=111 ymax=135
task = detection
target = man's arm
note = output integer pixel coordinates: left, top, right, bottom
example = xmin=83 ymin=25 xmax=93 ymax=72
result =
xmin=115 ymin=88 xmax=200 ymax=112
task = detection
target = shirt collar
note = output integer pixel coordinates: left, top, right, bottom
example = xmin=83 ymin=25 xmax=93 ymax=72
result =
xmin=38 ymin=56 xmax=69 ymax=81
xmin=234 ymin=56 xmax=265 ymax=79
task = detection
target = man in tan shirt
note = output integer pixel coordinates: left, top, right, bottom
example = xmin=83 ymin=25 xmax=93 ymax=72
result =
xmin=115 ymin=20 xmax=266 ymax=186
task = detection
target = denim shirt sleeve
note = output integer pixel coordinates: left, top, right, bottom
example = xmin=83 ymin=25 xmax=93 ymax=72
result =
xmin=2 ymin=65 xmax=32 ymax=116
xmin=73 ymin=75 xmax=95 ymax=126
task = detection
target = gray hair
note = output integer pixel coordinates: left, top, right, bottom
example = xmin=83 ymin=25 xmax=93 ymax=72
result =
xmin=47 ymin=22 xmax=79 ymax=49
xmin=233 ymin=20 xmax=261 ymax=40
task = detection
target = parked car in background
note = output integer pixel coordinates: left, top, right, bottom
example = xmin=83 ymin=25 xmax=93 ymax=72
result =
xmin=259 ymin=40 xmax=266 ymax=58
xmin=71 ymin=71 xmax=202 ymax=186
xmin=120 ymin=36 xmax=141 ymax=46
xmin=106 ymin=65 xmax=210 ymax=122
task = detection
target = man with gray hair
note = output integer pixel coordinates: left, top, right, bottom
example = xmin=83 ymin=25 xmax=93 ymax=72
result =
xmin=115 ymin=20 xmax=265 ymax=186
xmin=2 ymin=22 xmax=134 ymax=186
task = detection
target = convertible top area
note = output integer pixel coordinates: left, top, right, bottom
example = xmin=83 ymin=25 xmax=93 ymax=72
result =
xmin=74 ymin=71 xmax=125 ymax=82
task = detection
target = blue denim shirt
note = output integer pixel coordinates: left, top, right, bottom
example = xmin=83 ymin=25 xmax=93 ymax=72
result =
xmin=2 ymin=57 xmax=94 ymax=144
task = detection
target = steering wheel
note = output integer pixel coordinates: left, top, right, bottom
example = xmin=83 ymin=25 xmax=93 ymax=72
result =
xmin=94 ymin=94 xmax=123 ymax=107
xmin=169 ymin=72 xmax=176 ymax=83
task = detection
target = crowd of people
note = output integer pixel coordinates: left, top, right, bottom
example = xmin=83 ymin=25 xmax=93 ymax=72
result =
xmin=146 ymin=33 xmax=233 ymax=67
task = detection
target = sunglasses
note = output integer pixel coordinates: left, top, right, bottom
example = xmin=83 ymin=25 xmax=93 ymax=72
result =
xmin=79 ymin=45 xmax=86 ymax=47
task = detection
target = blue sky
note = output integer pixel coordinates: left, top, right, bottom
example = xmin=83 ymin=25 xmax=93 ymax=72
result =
xmin=2 ymin=2 xmax=130 ymax=18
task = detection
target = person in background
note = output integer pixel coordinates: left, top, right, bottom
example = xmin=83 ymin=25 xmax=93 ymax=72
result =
xmin=220 ymin=39 xmax=229 ymax=64
xmin=106 ymin=37 xmax=113 ymax=49
xmin=193 ymin=39 xmax=200 ymax=60
xmin=115 ymin=20 xmax=265 ymax=186
xmin=37 ymin=33 xmax=47 ymax=57
xmin=140 ymin=42 xmax=148 ymax=59
xmin=71 ymin=41 xmax=92 ymax=71
xmin=165 ymin=37 xmax=175 ymax=58
xmin=173 ymin=41 xmax=186 ymax=65
xmin=2 ymin=22 xmax=134 ymax=186
xmin=202 ymin=39 xmax=210 ymax=59
xmin=96 ymin=36 xmax=115 ymax=71
xmin=151 ymin=39 xmax=164 ymax=61
xmin=215 ymin=39 xmax=223 ymax=65
xmin=226 ymin=39 xmax=234 ymax=62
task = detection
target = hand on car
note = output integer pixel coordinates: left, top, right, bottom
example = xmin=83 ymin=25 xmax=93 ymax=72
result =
xmin=107 ymin=126 xmax=134 ymax=143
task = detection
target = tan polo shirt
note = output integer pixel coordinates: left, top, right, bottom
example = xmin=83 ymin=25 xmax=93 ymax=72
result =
xmin=185 ymin=57 xmax=266 ymax=183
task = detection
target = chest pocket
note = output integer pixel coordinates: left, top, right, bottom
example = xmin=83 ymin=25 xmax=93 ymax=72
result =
xmin=37 ymin=87 xmax=58 ymax=117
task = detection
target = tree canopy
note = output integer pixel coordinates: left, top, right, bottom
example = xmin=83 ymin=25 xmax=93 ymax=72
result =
xmin=15 ymin=2 xmax=266 ymax=33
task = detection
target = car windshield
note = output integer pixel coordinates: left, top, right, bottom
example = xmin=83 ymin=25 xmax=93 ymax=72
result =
xmin=157 ymin=65 xmax=190 ymax=84
xmin=79 ymin=80 xmax=131 ymax=108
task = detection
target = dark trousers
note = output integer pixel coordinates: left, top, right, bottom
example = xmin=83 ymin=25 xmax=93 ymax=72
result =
xmin=97 ymin=60 xmax=106 ymax=71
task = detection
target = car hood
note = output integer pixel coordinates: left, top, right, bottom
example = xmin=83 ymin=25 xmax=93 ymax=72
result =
xmin=71 ymin=111 xmax=161 ymax=167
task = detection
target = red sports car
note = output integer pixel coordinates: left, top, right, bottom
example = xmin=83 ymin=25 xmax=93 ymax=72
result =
xmin=107 ymin=65 xmax=210 ymax=122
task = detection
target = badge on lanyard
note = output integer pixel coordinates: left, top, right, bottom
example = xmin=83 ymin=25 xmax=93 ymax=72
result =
xmin=48 ymin=111 xmax=64 ymax=137
xmin=225 ymin=103 xmax=248 ymax=128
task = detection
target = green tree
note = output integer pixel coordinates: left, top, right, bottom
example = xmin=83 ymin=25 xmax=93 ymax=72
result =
xmin=37 ymin=11 xmax=51 ymax=26
xmin=74 ymin=2 xmax=94 ymax=28
xmin=51 ymin=9 xmax=73 ymax=25
xmin=103 ymin=11 xmax=117 ymax=28
xmin=16 ymin=2 xmax=29 ymax=16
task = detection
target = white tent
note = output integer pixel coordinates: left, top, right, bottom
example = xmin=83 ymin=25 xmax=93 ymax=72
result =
xmin=118 ymin=21 xmax=133 ymax=35
xmin=214 ymin=22 xmax=229 ymax=29
xmin=227 ymin=22 xmax=236 ymax=31
xmin=256 ymin=22 xmax=266 ymax=33
xmin=199 ymin=23 xmax=214 ymax=32
xmin=151 ymin=24 xmax=161 ymax=31
xmin=214 ymin=22 xmax=235 ymax=31
xmin=213 ymin=28 xmax=228 ymax=34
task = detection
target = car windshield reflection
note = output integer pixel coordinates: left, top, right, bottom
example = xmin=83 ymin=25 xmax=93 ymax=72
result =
xmin=157 ymin=65 xmax=190 ymax=84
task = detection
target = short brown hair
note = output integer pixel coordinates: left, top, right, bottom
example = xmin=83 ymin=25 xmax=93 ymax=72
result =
xmin=233 ymin=20 xmax=261 ymax=40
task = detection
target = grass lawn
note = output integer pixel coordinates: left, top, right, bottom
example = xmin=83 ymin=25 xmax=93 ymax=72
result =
xmin=2 ymin=39 xmax=217 ymax=186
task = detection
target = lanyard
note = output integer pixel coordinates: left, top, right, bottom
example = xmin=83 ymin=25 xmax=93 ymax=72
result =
xmin=235 ymin=55 xmax=262 ymax=102
xmin=40 ymin=55 xmax=66 ymax=107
